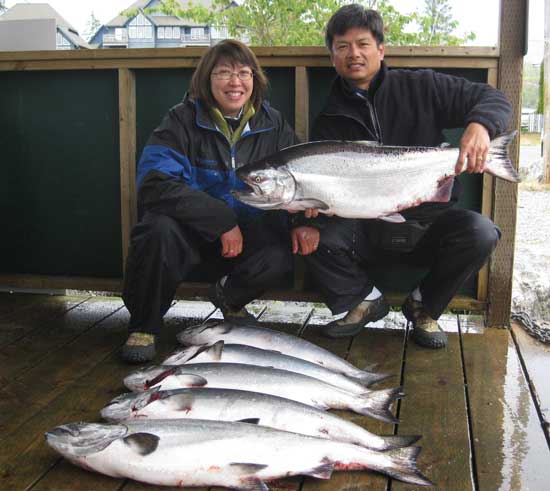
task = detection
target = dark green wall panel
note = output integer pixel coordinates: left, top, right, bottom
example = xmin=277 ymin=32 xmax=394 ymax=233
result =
xmin=0 ymin=70 xmax=121 ymax=278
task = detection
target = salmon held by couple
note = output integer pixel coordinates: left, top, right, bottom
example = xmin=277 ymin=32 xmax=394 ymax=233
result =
xmin=234 ymin=132 xmax=519 ymax=220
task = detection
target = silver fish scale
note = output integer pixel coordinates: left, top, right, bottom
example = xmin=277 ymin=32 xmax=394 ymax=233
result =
xmin=287 ymin=148 xmax=459 ymax=218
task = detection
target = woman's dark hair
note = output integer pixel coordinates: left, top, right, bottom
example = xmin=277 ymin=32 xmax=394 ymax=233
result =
xmin=189 ymin=39 xmax=268 ymax=111
xmin=325 ymin=4 xmax=384 ymax=51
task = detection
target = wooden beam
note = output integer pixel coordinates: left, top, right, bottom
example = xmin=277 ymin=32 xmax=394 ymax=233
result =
xmin=118 ymin=68 xmax=137 ymax=275
xmin=488 ymin=0 xmax=527 ymax=327
xmin=294 ymin=66 xmax=309 ymax=142
xmin=478 ymin=67 xmax=500 ymax=303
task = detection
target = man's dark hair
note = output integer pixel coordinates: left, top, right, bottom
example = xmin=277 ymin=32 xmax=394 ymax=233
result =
xmin=325 ymin=4 xmax=385 ymax=51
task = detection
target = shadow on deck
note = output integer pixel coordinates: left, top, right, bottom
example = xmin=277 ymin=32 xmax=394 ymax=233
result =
xmin=0 ymin=292 xmax=548 ymax=490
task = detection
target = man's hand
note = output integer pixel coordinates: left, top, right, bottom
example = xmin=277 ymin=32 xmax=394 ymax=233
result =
xmin=291 ymin=226 xmax=320 ymax=256
xmin=455 ymin=122 xmax=491 ymax=175
xmin=220 ymin=225 xmax=243 ymax=258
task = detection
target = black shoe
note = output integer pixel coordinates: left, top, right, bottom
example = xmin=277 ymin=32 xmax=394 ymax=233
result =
xmin=208 ymin=280 xmax=257 ymax=325
xmin=121 ymin=332 xmax=156 ymax=363
xmin=320 ymin=296 xmax=390 ymax=338
xmin=402 ymin=295 xmax=448 ymax=349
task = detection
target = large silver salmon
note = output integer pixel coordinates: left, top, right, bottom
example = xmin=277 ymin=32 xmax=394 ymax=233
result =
xmin=100 ymin=387 xmax=419 ymax=451
xmin=177 ymin=321 xmax=384 ymax=386
xmin=123 ymin=362 xmax=402 ymax=423
xmin=45 ymin=419 xmax=433 ymax=488
xmin=163 ymin=341 xmax=389 ymax=393
xmin=233 ymin=133 xmax=519 ymax=220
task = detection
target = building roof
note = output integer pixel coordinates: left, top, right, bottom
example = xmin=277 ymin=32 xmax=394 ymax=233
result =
xmin=106 ymin=0 xmax=215 ymax=27
xmin=0 ymin=3 xmax=90 ymax=48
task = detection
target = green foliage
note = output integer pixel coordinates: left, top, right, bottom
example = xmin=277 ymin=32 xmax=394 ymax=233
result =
xmin=125 ymin=0 xmax=475 ymax=47
xmin=407 ymin=0 xmax=476 ymax=46
xmin=522 ymin=61 xmax=541 ymax=110
xmin=537 ymin=62 xmax=544 ymax=114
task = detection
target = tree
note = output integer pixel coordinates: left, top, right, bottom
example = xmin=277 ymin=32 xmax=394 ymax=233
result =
xmin=83 ymin=11 xmax=102 ymax=42
xmin=0 ymin=1 xmax=6 ymax=13
xmin=410 ymin=0 xmax=475 ymax=46
xmin=140 ymin=0 xmax=472 ymax=47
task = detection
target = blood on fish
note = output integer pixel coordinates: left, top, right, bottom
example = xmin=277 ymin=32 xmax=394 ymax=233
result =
xmin=208 ymin=465 xmax=222 ymax=472
xmin=333 ymin=461 xmax=365 ymax=471
xmin=145 ymin=368 xmax=178 ymax=389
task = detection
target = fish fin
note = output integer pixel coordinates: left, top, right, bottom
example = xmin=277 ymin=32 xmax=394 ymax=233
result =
xmin=237 ymin=418 xmax=261 ymax=425
xmin=439 ymin=142 xmax=451 ymax=148
xmin=240 ymin=480 xmax=270 ymax=491
xmin=431 ymin=175 xmax=454 ymax=202
xmin=207 ymin=340 xmax=225 ymax=360
xmin=304 ymin=462 xmax=334 ymax=479
xmin=354 ymin=386 xmax=404 ymax=423
xmin=349 ymin=370 xmax=394 ymax=387
xmin=376 ymin=446 xmax=434 ymax=486
xmin=175 ymin=374 xmax=208 ymax=388
xmin=310 ymin=399 xmax=331 ymax=411
xmin=294 ymin=198 xmax=329 ymax=210
xmin=162 ymin=345 xmax=206 ymax=365
xmin=230 ymin=463 xmax=270 ymax=490
xmin=486 ymin=131 xmax=520 ymax=182
xmin=377 ymin=434 xmax=422 ymax=451
xmin=168 ymin=392 xmax=195 ymax=412
xmin=379 ymin=213 xmax=406 ymax=223
xmin=123 ymin=432 xmax=159 ymax=456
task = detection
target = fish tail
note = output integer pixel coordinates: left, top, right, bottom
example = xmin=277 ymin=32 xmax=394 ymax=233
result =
xmin=380 ymin=446 xmax=434 ymax=486
xmin=486 ymin=131 xmax=520 ymax=183
xmin=376 ymin=434 xmax=422 ymax=451
xmin=354 ymin=387 xmax=404 ymax=423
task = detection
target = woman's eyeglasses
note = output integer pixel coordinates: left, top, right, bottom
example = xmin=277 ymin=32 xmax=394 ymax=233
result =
xmin=211 ymin=69 xmax=254 ymax=81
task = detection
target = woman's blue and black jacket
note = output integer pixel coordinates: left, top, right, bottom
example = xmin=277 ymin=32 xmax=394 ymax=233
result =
xmin=136 ymin=95 xmax=298 ymax=242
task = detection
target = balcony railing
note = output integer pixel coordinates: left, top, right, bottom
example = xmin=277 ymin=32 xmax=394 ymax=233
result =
xmin=103 ymin=33 xmax=129 ymax=45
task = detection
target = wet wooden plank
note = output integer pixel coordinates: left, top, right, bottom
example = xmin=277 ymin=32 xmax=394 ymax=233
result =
xmin=0 ymin=298 xmax=125 ymax=441
xmin=393 ymin=320 xmax=473 ymax=491
xmin=299 ymin=310 xmax=406 ymax=490
xmin=0 ymin=298 xmax=126 ymax=380
xmin=23 ymin=304 xmax=214 ymax=491
xmin=463 ymin=328 xmax=550 ymax=490
xmin=511 ymin=322 xmax=550 ymax=432
xmin=0 ymin=292 xmax=48 ymax=318
xmin=0 ymin=294 xmax=88 ymax=347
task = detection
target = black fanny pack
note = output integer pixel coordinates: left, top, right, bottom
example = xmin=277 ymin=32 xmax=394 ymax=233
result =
xmin=369 ymin=220 xmax=430 ymax=253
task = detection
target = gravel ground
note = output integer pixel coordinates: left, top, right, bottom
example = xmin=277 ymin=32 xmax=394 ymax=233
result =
xmin=512 ymin=145 xmax=550 ymax=323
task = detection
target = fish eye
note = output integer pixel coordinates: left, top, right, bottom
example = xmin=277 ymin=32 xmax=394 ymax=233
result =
xmin=254 ymin=176 xmax=262 ymax=183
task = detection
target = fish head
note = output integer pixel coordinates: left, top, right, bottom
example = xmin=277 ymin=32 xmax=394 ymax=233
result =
xmin=45 ymin=421 xmax=128 ymax=457
xmin=123 ymin=366 xmax=175 ymax=392
xmin=100 ymin=387 xmax=162 ymax=421
xmin=233 ymin=164 xmax=296 ymax=209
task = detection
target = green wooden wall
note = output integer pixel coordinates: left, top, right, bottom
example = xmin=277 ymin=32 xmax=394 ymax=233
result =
xmin=1 ymin=65 xmax=489 ymax=297
xmin=0 ymin=70 xmax=122 ymax=278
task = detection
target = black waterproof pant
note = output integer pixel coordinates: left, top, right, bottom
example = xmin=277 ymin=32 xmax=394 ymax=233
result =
xmin=122 ymin=212 xmax=293 ymax=335
xmin=303 ymin=208 xmax=501 ymax=320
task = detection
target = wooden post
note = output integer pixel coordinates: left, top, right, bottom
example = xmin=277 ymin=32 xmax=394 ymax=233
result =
xmin=118 ymin=68 xmax=137 ymax=275
xmin=487 ymin=0 xmax=527 ymax=327
xmin=544 ymin=0 xmax=550 ymax=183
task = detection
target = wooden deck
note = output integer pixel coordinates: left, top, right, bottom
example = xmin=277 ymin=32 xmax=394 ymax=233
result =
xmin=0 ymin=292 xmax=548 ymax=491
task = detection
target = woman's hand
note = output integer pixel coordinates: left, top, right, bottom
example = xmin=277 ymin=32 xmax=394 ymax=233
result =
xmin=220 ymin=225 xmax=243 ymax=258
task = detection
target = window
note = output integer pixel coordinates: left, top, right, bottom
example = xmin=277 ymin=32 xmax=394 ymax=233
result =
xmin=190 ymin=27 xmax=203 ymax=40
xmin=158 ymin=27 xmax=164 ymax=39
xmin=173 ymin=27 xmax=180 ymax=39
xmin=129 ymin=26 xmax=137 ymax=38
xmin=115 ymin=28 xmax=124 ymax=41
